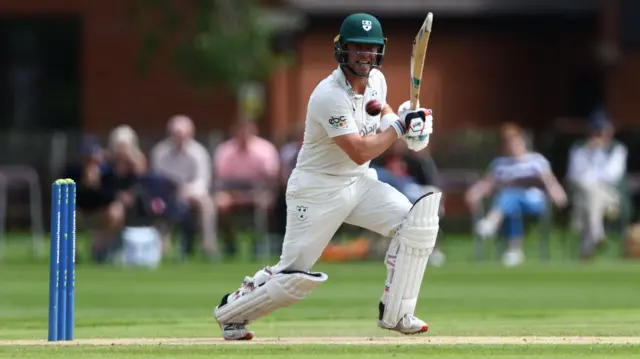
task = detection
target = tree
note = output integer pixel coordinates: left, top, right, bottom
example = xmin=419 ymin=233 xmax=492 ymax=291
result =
xmin=130 ymin=0 xmax=290 ymax=93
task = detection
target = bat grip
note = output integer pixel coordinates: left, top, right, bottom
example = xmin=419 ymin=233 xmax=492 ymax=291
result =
xmin=410 ymin=98 xmax=420 ymax=110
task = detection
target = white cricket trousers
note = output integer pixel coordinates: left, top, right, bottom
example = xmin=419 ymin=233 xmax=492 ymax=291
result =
xmin=271 ymin=168 xmax=412 ymax=272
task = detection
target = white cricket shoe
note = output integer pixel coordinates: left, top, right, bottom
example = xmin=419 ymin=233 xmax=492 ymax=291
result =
xmin=378 ymin=314 xmax=429 ymax=335
xmin=219 ymin=323 xmax=254 ymax=341
xmin=214 ymin=277 xmax=257 ymax=341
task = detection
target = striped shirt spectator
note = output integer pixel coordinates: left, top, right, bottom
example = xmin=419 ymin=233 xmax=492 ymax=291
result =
xmin=489 ymin=152 xmax=551 ymax=199
xmin=465 ymin=123 xmax=567 ymax=267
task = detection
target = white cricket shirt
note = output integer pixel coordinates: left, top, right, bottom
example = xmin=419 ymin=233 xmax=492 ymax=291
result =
xmin=294 ymin=67 xmax=388 ymax=177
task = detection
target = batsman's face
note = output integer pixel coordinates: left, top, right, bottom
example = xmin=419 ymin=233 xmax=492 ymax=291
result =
xmin=345 ymin=43 xmax=380 ymax=76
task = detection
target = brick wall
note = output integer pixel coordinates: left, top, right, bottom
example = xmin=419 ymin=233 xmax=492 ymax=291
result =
xmin=1 ymin=0 xmax=238 ymax=136
xmin=290 ymin=17 xmax=598 ymax=133
xmin=3 ymin=1 xmax=638 ymax=139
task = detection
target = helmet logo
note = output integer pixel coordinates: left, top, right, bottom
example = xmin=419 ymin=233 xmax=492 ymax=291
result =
xmin=362 ymin=20 xmax=372 ymax=31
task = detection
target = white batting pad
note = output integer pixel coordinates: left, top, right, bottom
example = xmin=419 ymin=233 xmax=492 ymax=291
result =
xmin=380 ymin=192 xmax=441 ymax=328
xmin=214 ymin=270 xmax=328 ymax=325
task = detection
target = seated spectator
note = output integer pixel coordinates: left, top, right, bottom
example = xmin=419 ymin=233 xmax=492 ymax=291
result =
xmin=372 ymin=140 xmax=438 ymax=203
xmin=213 ymin=120 xmax=280 ymax=258
xmin=567 ymin=112 xmax=627 ymax=258
xmin=275 ymin=124 xmax=304 ymax=240
xmin=64 ymin=126 xmax=147 ymax=263
xmin=149 ymin=115 xmax=217 ymax=258
xmin=63 ymin=135 xmax=107 ymax=212
xmin=62 ymin=135 xmax=106 ymax=260
xmin=279 ymin=123 xmax=304 ymax=180
xmin=465 ymin=123 xmax=567 ymax=267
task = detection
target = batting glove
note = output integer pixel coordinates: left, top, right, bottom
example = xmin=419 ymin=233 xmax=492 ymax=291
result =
xmin=404 ymin=134 xmax=430 ymax=152
xmin=396 ymin=100 xmax=433 ymax=151
xmin=394 ymin=101 xmax=433 ymax=138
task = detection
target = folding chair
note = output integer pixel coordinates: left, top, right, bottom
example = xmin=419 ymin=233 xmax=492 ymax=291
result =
xmin=472 ymin=194 xmax=552 ymax=262
xmin=0 ymin=166 xmax=45 ymax=261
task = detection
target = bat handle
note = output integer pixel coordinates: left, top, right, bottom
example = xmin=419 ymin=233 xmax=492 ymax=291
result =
xmin=410 ymin=98 xmax=419 ymax=110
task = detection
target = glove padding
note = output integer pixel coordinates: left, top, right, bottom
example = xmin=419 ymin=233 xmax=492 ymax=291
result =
xmin=398 ymin=102 xmax=433 ymax=137
xmin=397 ymin=100 xmax=433 ymax=151
xmin=397 ymin=108 xmax=429 ymax=138
xmin=387 ymin=100 xmax=430 ymax=138
xmin=404 ymin=134 xmax=430 ymax=152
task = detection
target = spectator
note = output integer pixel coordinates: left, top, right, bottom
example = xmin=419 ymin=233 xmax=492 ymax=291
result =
xmin=63 ymin=135 xmax=106 ymax=210
xmin=64 ymin=126 xmax=147 ymax=262
xmin=372 ymin=140 xmax=438 ymax=203
xmin=149 ymin=115 xmax=217 ymax=258
xmin=279 ymin=123 xmax=304 ymax=181
xmin=275 ymin=124 xmax=304 ymax=239
xmin=465 ymin=123 xmax=567 ymax=267
xmin=566 ymin=112 xmax=627 ymax=258
xmin=62 ymin=135 xmax=107 ymax=259
xmin=213 ymin=120 xmax=279 ymax=258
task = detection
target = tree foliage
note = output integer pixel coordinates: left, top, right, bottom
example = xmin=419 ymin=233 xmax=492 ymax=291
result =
xmin=130 ymin=0 xmax=289 ymax=92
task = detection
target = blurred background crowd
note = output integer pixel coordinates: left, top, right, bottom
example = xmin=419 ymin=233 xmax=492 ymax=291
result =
xmin=0 ymin=0 xmax=639 ymax=268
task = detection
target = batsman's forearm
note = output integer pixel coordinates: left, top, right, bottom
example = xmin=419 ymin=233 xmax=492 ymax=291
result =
xmin=381 ymin=103 xmax=394 ymax=117
xmin=356 ymin=128 xmax=398 ymax=164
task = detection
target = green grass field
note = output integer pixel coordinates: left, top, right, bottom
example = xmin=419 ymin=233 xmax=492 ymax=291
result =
xmin=0 ymin=234 xmax=639 ymax=358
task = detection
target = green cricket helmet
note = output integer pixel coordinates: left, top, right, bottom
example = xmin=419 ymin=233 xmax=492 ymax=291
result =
xmin=334 ymin=13 xmax=387 ymax=77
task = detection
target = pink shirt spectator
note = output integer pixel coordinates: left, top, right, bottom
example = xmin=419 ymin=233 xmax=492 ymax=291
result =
xmin=214 ymin=136 xmax=280 ymax=182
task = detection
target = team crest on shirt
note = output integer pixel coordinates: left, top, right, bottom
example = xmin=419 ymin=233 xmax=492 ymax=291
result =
xmin=296 ymin=205 xmax=308 ymax=221
xmin=328 ymin=115 xmax=348 ymax=129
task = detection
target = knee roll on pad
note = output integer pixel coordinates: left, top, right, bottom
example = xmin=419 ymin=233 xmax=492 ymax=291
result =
xmin=380 ymin=192 xmax=441 ymax=328
xmin=214 ymin=270 xmax=328 ymax=325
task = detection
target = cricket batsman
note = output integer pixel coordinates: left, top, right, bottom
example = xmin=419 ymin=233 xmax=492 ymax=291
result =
xmin=214 ymin=13 xmax=441 ymax=340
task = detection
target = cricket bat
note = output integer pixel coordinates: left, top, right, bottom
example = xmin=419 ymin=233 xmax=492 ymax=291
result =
xmin=410 ymin=13 xmax=433 ymax=110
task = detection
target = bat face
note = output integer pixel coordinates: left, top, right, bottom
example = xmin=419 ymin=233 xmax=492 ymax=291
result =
xmin=410 ymin=13 xmax=433 ymax=110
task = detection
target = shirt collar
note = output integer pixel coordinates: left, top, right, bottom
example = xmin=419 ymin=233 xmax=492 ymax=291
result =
xmin=332 ymin=66 xmax=372 ymax=99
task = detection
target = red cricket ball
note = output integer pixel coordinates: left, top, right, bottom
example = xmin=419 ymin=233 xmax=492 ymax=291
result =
xmin=366 ymin=99 xmax=382 ymax=116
